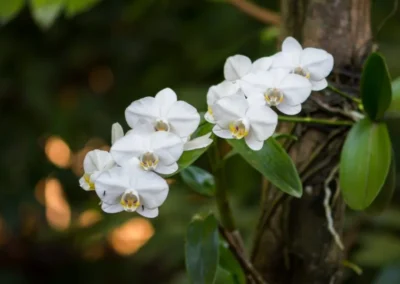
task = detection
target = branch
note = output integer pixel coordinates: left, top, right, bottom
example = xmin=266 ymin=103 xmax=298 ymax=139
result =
xmin=278 ymin=115 xmax=353 ymax=126
xmin=219 ymin=225 xmax=270 ymax=284
xmin=228 ymin=0 xmax=280 ymax=26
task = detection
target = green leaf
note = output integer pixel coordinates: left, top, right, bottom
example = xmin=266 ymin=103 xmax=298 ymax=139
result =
xmin=227 ymin=138 xmax=302 ymax=198
xmin=65 ymin=0 xmax=101 ymax=17
xmin=166 ymin=122 xmax=214 ymax=177
xmin=185 ymin=214 xmax=219 ymax=284
xmin=219 ymin=241 xmax=245 ymax=284
xmin=361 ymin=52 xmax=392 ymax=121
xmin=30 ymin=0 xmax=64 ymax=29
xmin=367 ymin=155 xmax=396 ymax=214
xmin=0 ymin=0 xmax=25 ymax=23
xmin=214 ymin=267 xmax=236 ymax=284
xmin=340 ymin=118 xmax=392 ymax=210
xmin=386 ymin=77 xmax=400 ymax=116
xmin=181 ymin=166 xmax=215 ymax=197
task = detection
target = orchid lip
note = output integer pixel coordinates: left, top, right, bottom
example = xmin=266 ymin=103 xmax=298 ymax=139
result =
xmin=264 ymin=88 xmax=284 ymax=106
xmin=154 ymin=118 xmax=170 ymax=132
xmin=83 ymin=173 xmax=95 ymax=190
xmin=139 ymin=152 xmax=159 ymax=171
xmin=120 ymin=189 xmax=140 ymax=212
xmin=293 ymin=66 xmax=310 ymax=79
xmin=229 ymin=118 xmax=249 ymax=139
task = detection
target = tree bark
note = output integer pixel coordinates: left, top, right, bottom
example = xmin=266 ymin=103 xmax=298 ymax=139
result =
xmin=251 ymin=1 xmax=372 ymax=284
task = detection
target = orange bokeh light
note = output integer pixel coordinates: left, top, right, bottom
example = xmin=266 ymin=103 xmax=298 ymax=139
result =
xmin=78 ymin=209 xmax=103 ymax=228
xmin=108 ymin=218 xmax=154 ymax=256
xmin=45 ymin=136 xmax=71 ymax=168
xmin=44 ymin=178 xmax=71 ymax=231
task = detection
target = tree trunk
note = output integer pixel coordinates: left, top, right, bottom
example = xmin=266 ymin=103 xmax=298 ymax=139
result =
xmin=251 ymin=1 xmax=372 ymax=283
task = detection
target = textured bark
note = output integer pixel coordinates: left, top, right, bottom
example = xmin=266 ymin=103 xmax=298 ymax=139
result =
xmin=251 ymin=1 xmax=372 ymax=284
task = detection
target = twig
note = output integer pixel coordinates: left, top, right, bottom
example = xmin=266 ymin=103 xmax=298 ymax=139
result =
xmin=326 ymin=84 xmax=361 ymax=104
xmin=298 ymin=128 xmax=344 ymax=175
xmin=228 ymin=0 xmax=280 ymax=26
xmin=219 ymin=225 xmax=269 ymax=284
xmin=323 ymin=166 xmax=344 ymax=250
xmin=311 ymin=96 xmax=357 ymax=121
xmin=251 ymin=192 xmax=287 ymax=259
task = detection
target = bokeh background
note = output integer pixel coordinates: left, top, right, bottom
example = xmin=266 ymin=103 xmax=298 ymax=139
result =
xmin=0 ymin=1 xmax=400 ymax=283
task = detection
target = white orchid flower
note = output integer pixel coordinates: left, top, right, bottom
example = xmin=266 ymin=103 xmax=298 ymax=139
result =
xmin=205 ymin=81 xmax=242 ymax=124
xmin=111 ymin=123 xmax=183 ymax=175
xmin=95 ymin=165 xmax=168 ymax=217
xmin=272 ymin=37 xmax=334 ymax=91
xmin=125 ymin=88 xmax=200 ymax=140
xmin=79 ymin=150 xmax=115 ymax=191
xmin=111 ymin=122 xmax=124 ymax=145
xmin=247 ymin=68 xmax=312 ymax=115
xmin=212 ymin=95 xmax=278 ymax=151
xmin=223 ymin=55 xmax=272 ymax=97
xmin=183 ymin=132 xmax=213 ymax=151
xmin=252 ymin=56 xmax=275 ymax=72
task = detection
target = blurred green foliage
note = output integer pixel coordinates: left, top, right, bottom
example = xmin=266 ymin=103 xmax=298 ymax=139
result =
xmin=0 ymin=0 xmax=400 ymax=284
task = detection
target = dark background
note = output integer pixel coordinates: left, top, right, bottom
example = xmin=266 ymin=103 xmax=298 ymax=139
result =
xmin=0 ymin=0 xmax=400 ymax=283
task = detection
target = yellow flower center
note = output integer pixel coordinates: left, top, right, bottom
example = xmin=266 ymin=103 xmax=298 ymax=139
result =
xmin=229 ymin=119 xmax=249 ymax=139
xmin=84 ymin=173 xmax=95 ymax=190
xmin=207 ymin=105 xmax=213 ymax=115
xmin=139 ymin=152 xmax=159 ymax=171
xmin=120 ymin=191 xmax=140 ymax=212
xmin=154 ymin=119 xmax=170 ymax=132
xmin=264 ymin=88 xmax=284 ymax=106
xmin=293 ymin=67 xmax=310 ymax=79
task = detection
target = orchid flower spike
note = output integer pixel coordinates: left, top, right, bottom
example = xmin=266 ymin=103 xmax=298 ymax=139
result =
xmin=272 ymin=37 xmax=334 ymax=91
xmin=212 ymin=95 xmax=278 ymax=151
xmin=95 ymin=165 xmax=168 ymax=217
xmin=111 ymin=123 xmax=183 ymax=175
xmin=247 ymin=68 xmax=312 ymax=115
xmin=79 ymin=150 xmax=115 ymax=191
xmin=125 ymin=88 xmax=200 ymax=140
xmin=223 ymin=55 xmax=273 ymax=97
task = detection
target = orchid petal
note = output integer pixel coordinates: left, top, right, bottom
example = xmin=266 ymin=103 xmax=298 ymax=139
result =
xmin=125 ymin=97 xmax=159 ymax=128
xmin=224 ymin=55 xmax=252 ymax=81
xmin=246 ymin=105 xmax=277 ymax=141
xmin=155 ymin=88 xmax=178 ymax=117
xmin=300 ymin=48 xmax=334 ymax=81
xmin=184 ymin=133 xmax=213 ymax=151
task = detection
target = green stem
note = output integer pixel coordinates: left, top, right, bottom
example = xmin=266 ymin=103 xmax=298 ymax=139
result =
xmin=327 ymin=84 xmax=361 ymax=104
xmin=209 ymin=140 xmax=236 ymax=232
xmin=278 ymin=115 xmax=353 ymax=126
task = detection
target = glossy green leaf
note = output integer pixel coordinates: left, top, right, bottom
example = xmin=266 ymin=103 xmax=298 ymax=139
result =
xmin=340 ymin=118 xmax=392 ymax=210
xmin=65 ymin=0 xmax=101 ymax=17
xmin=0 ymin=0 xmax=24 ymax=23
xmin=214 ymin=267 xmax=236 ymax=284
xmin=386 ymin=77 xmax=400 ymax=117
xmin=219 ymin=241 xmax=245 ymax=284
xmin=227 ymin=138 xmax=302 ymax=198
xmin=30 ymin=0 xmax=64 ymax=29
xmin=181 ymin=166 xmax=215 ymax=197
xmin=166 ymin=122 xmax=214 ymax=177
xmin=361 ymin=52 xmax=392 ymax=121
xmin=185 ymin=214 xmax=219 ymax=284
xmin=367 ymin=155 xmax=396 ymax=214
